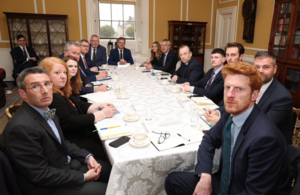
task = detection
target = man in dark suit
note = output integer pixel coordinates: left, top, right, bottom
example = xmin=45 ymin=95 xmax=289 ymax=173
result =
xmin=87 ymin=35 xmax=107 ymax=66
xmin=0 ymin=67 xmax=111 ymax=195
xmin=145 ymin=39 xmax=178 ymax=75
xmin=108 ymin=37 xmax=134 ymax=65
xmin=165 ymin=62 xmax=290 ymax=195
xmin=182 ymin=48 xmax=226 ymax=105
xmin=11 ymin=34 xmax=39 ymax=74
xmin=63 ymin=41 xmax=108 ymax=94
xmin=79 ymin=39 xmax=108 ymax=82
xmin=205 ymin=51 xmax=293 ymax=145
xmin=171 ymin=45 xmax=204 ymax=83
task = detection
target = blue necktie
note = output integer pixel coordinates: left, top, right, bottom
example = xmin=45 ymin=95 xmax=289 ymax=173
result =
xmin=219 ymin=117 xmax=233 ymax=195
xmin=44 ymin=108 xmax=56 ymax=121
xmin=163 ymin=54 xmax=167 ymax=67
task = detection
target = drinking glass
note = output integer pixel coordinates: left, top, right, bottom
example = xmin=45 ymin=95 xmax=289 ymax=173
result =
xmin=114 ymin=83 xmax=120 ymax=95
xmin=145 ymin=104 xmax=152 ymax=121
xmin=189 ymin=110 xmax=198 ymax=128
xmin=179 ymin=86 xmax=185 ymax=95
xmin=156 ymin=73 xmax=161 ymax=81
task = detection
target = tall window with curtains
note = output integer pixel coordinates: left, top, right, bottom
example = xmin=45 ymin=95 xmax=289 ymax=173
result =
xmin=99 ymin=0 xmax=136 ymax=39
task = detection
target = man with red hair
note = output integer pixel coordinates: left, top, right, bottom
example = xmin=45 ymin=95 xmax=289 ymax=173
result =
xmin=165 ymin=62 xmax=290 ymax=195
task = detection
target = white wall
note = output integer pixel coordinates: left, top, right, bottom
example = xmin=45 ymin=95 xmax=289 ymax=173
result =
xmin=0 ymin=48 xmax=13 ymax=81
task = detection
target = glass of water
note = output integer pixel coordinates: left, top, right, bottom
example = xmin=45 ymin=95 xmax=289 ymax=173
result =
xmin=156 ymin=73 xmax=161 ymax=81
xmin=189 ymin=110 xmax=198 ymax=128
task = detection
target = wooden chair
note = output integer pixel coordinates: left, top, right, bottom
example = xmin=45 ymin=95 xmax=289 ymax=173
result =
xmin=292 ymin=107 xmax=300 ymax=148
xmin=5 ymin=104 xmax=21 ymax=120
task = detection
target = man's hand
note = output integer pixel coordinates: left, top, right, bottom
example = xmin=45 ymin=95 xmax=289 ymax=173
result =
xmin=193 ymin=173 xmax=212 ymax=195
xmin=90 ymin=67 xmax=98 ymax=72
xmin=102 ymin=106 xmax=116 ymax=118
xmin=182 ymin=82 xmax=189 ymax=87
xmin=205 ymin=109 xmax=220 ymax=126
xmin=171 ymin=75 xmax=178 ymax=83
xmin=183 ymin=84 xmax=191 ymax=92
xmin=95 ymin=84 xmax=108 ymax=92
xmin=85 ymin=169 xmax=98 ymax=181
xmin=86 ymin=156 xmax=101 ymax=181
xmin=29 ymin=57 xmax=37 ymax=61
xmin=145 ymin=64 xmax=152 ymax=70
xmin=96 ymin=71 xmax=108 ymax=80
xmin=119 ymin=59 xmax=127 ymax=65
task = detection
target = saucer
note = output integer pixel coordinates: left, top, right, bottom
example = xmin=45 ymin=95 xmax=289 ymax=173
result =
xmin=123 ymin=115 xmax=139 ymax=122
xmin=129 ymin=137 xmax=151 ymax=147
xmin=117 ymin=95 xmax=130 ymax=100
xmin=160 ymin=81 xmax=170 ymax=86
xmin=180 ymin=97 xmax=190 ymax=102
xmin=169 ymin=89 xmax=179 ymax=93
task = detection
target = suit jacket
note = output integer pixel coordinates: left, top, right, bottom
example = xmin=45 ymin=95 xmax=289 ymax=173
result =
xmin=108 ymin=47 xmax=134 ymax=65
xmin=152 ymin=50 xmax=178 ymax=75
xmin=196 ymin=105 xmax=290 ymax=194
xmin=0 ymin=101 xmax=89 ymax=195
xmin=11 ymin=46 xmax=39 ymax=74
xmin=78 ymin=56 xmax=98 ymax=82
xmin=86 ymin=45 xmax=107 ymax=66
xmin=190 ymin=68 xmax=224 ymax=105
xmin=49 ymin=93 xmax=95 ymax=143
xmin=219 ymin=79 xmax=293 ymax=145
xmin=174 ymin=57 xmax=204 ymax=83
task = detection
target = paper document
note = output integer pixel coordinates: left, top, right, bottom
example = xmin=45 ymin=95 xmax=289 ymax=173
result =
xmin=95 ymin=122 xmax=132 ymax=140
xmin=80 ymin=92 xmax=117 ymax=104
xmin=117 ymin=63 xmax=130 ymax=67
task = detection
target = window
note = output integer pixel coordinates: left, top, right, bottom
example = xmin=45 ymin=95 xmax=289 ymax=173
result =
xmin=99 ymin=1 xmax=135 ymax=39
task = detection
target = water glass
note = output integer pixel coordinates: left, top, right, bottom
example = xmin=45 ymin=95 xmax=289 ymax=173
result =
xmin=179 ymin=86 xmax=185 ymax=94
xmin=189 ymin=110 xmax=198 ymax=128
xmin=156 ymin=73 xmax=161 ymax=80
xmin=114 ymin=83 xmax=120 ymax=95
xmin=145 ymin=104 xmax=152 ymax=121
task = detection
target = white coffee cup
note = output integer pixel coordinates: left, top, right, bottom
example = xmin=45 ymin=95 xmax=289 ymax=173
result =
xmin=118 ymin=92 xmax=128 ymax=99
xmin=133 ymin=133 xmax=147 ymax=145
xmin=180 ymin=94 xmax=189 ymax=101
xmin=102 ymin=64 xmax=108 ymax=69
xmin=161 ymin=80 xmax=169 ymax=85
xmin=126 ymin=110 xmax=137 ymax=120
xmin=112 ymin=75 xmax=119 ymax=81
xmin=135 ymin=65 xmax=140 ymax=70
xmin=170 ymin=86 xmax=179 ymax=92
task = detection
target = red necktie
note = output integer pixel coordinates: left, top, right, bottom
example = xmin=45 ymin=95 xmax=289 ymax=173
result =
xmin=83 ymin=57 xmax=88 ymax=69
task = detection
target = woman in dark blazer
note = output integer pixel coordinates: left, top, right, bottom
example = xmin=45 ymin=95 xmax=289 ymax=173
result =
xmin=142 ymin=41 xmax=163 ymax=65
xmin=39 ymin=57 xmax=116 ymax=160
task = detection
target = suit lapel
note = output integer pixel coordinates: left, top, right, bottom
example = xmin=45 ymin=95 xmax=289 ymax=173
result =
xmin=257 ymin=79 xmax=275 ymax=107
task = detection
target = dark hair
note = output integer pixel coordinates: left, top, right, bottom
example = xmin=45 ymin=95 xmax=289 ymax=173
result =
xmin=117 ymin=37 xmax=126 ymax=42
xmin=17 ymin=67 xmax=48 ymax=90
xmin=79 ymin=39 xmax=89 ymax=46
xmin=16 ymin=34 xmax=26 ymax=41
xmin=254 ymin=51 xmax=276 ymax=66
xmin=225 ymin=42 xmax=245 ymax=55
xmin=179 ymin=45 xmax=192 ymax=52
xmin=211 ymin=48 xmax=225 ymax=57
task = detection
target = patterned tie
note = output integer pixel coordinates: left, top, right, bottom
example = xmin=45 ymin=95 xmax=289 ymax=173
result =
xmin=120 ymin=50 xmax=123 ymax=59
xmin=163 ymin=54 xmax=167 ymax=67
xmin=219 ymin=117 xmax=233 ymax=195
xmin=83 ymin=57 xmax=88 ymax=69
xmin=205 ymin=71 xmax=215 ymax=90
xmin=79 ymin=66 xmax=86 ymax=76
xmin=23 ymin=47 xmax=27 ymax=58
xmin=93 ymin=48 xmax=96 ymax=62
xmin=44 ymin=108 xmax=56 ymax=121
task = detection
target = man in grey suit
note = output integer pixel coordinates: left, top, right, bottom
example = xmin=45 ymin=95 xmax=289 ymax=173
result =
xmin=0 ymin=67 xmax=111 ymax=195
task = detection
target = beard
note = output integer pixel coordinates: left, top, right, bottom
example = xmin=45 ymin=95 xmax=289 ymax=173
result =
xmin=224 ymin=97 xmax=252 ymax=116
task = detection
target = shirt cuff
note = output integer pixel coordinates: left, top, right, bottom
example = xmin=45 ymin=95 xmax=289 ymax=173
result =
xmin=85 ymin=154 xmax=93 ymax=164
xmin=216 ymin=110 xmax=221 ymax=117
xmin=190 ymin=86 xmax=195 ymax=93
xmin=83 ymin=174 xmax=85 ymax=182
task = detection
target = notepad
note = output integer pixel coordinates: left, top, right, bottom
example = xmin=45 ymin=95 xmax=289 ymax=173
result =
xmin=80 ymin=92 xmax=117 ymax=104
xmin=191 ymin=96 xmax=216 ymax=105
xmin=95 ymin=122 xmax=132 ymax=140
xmin=117 ymin=63 xmax=130 ymax=67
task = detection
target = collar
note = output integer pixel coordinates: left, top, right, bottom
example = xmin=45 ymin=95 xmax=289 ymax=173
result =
xmin=231 ymin=105 xmax=254 ymax=128
xmin=80 ymin=54 xmax=85 ymax=59
xmin=214 ymin=66 xmax=223 ymax=75
xmin=260 ymin=78 xmax=273 ymax=94
xmin=19 ymin=45 xmax=26 ymax=49
xmin=29 ymin=104 xmax=50 ymax=118
xmin=118 ymin=48 xmax=124 ymax=53
xmin=164 ymin=51 xmax=169 ymax=56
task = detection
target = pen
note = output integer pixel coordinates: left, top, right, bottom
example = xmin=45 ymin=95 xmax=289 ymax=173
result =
xmin=100 ymin=125 xmax=121 ymax=130
xmin=200 ymin=116 xmax=213 ymax=128
xmin=177 ymin=133 xmax=190 ymax=142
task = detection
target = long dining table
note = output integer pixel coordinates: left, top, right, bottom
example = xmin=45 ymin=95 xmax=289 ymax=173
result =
xmin=83 ymin=65 xmax=218 ymax=195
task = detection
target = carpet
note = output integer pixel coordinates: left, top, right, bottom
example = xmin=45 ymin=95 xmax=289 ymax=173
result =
xmin=0 ymin=88 xmax=23 ymax=134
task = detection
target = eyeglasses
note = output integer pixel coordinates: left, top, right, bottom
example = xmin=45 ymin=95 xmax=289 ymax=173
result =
xmin=81 ymin=45 xmax=89 ymax=48
xmin=26 ymin=82 xmax=53 ymax=93
xmin=152 ymin=131 xmax=170 ymax=144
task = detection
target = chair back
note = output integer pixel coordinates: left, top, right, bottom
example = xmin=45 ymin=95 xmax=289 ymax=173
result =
xmin=6 ymin=104 xmax=21 ymax=120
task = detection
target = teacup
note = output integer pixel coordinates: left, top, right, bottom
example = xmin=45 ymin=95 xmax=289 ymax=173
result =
xmin=195 ymin=106 xmax=205 ymax=116
xmin=112 ymin=75 xmax=119 ymax=81
xmin=179 ymin=94 xmax=189 ymax=102
xmin=126 ymin=110 xmax=137 ymax=120
xmin=170 ymin=86 xmax=179 ymax=92
xmin=102 ymin=64 xmax=108 ymax=69
xmin=133 ymin=133 xmax=147 ymax=145
xmin=161 ymin=80 xmax=169 ymax=85
xmin=135 ymin=65 xmax=140 ymax=70
xmin=118 ymin=92 xmax=128 ymax=99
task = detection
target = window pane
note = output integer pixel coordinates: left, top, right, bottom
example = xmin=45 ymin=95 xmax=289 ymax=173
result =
xmin=112 ymin=4 xmax=123 ymax=21
xmin=124 ymin=22 xmax=135 ymax=38
xmin=100 ymin=21 xmax=114 ymax=38
xmin=112 ymin=21 xmax=123 ymax=38
xmin=99 ymin=3 xmax=111 ymax=20
xmin=124 ymin=5 xmax=135 ymax=21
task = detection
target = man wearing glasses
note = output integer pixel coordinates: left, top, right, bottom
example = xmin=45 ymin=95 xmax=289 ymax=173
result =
xmin=0 ymin=67 xmax=110 ymax=195
xmin=86 ymin=35 xmax=107 ymax=66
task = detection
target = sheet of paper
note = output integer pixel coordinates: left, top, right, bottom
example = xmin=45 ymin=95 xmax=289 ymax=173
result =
xmin=80 ymin=92 xmax=117 ymax=104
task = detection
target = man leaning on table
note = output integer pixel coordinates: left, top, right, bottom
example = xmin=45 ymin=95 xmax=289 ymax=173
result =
xmin=170 ymin=45 xmax=204 ymax=84
xmin=0 ymin=67 xmax=111 ymax=195
xmin=165 ymin=62 xmax=290 ymax=195
xmin=182 ymin=48 xmax=226 ymax=105
xmin=205 ymin=51 xmax=293 ymax=145
xmin=145 ymin=39 xmax=178 ymax=75
xmin=87 ymin=35 xmax=107 ymax=66
xmin=108 ymin=37 xmax=134 ymax=65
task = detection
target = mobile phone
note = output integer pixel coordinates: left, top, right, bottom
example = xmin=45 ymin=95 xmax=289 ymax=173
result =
xmin=109 ymin=136 xmax=130 ymax=148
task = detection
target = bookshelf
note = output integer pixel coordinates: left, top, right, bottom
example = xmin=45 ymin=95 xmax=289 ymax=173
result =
xmin=269 ymin=0 xmax=300 ymax=107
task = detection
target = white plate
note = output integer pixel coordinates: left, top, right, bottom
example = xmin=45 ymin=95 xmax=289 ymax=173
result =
xmin=123 ymin=115 xmax=140 ymax=122
xmin=117 ymin=95 xmax=130 ymax=100
xmin=129 ymin=137 xmax=151 ymax=147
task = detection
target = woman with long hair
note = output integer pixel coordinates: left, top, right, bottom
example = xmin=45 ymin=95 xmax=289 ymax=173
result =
xmin=39 ymin=57 xmax=116 ymax=160
xmin=142 ymin=41 xmax=163 ymax=65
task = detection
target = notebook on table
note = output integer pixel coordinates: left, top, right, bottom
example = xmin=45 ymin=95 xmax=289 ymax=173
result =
xmin=80 ymin=92 xmax=117 ymax=104
xmin=95 ymin=122 xmax=132 ymax=140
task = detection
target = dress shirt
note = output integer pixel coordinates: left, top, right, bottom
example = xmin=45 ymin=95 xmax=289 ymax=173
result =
xmin=163 ymin=51 xmax=169 ymax=66
xmin=80 ymin=54 xmax=97 ymax=80
xmin=19 ymin=45 xmax=30 ymax=61
xmin=190 ymin=66 xmax=223 ymax=93
xmin=91 ymin=47 xmax=97 ymax=60
xmin=256 ymin=78 xmax=273 ymax=103
xmin=118 ymin=48 xmax=123 ymax=60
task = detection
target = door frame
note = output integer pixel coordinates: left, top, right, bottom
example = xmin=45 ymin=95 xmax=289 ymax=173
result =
xmin=214 ymin=6 xmax=237 ymax=48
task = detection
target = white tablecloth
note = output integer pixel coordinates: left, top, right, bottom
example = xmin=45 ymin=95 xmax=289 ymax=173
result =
xmin=88 ymin=66 xmax=218 ymax=195
xmin=132 ymin=54 xmax=149 ymax=63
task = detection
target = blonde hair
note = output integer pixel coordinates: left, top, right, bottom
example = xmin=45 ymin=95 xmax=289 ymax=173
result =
xmin=150 ymin=41 xmax=162 ymax=62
